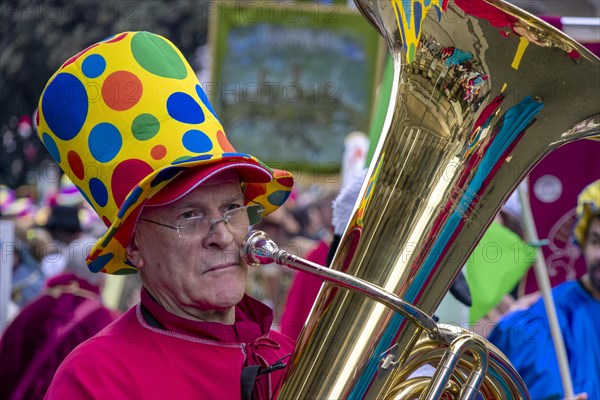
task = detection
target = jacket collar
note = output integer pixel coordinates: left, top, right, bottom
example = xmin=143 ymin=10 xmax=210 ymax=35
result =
xmin=140 ymin=287 xmax=274 ymax=343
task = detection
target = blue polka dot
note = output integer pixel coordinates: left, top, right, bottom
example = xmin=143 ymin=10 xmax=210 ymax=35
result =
xmin=118 ymin=186 xmax=144 ymax=218
xmin=434 ymin=5 xmax=442 ymax=22
xmin=196 ymin=84 xmax=218 ymax=119
xmin=365 ymin=181 xmax=374 ymax=197
xmin=182 ymin=130 xmax=213 ymax=153
xmin=89 ymin=177 xmax=108 ymax=207
xmin=89 ymin=123 xmax=122 ymax=163
xmin=267 ymin=190 xmax=290 ymax=206
xmin=89 ymin=253 xmax=114 ymax=273
xmin=223 ymin=152 xmax=250 ymax=158
xmin=151 ymin=167 xmax=185 ymax=187
xmin=42 ymin=133 xmax=61 ymax=163
xmin=167 ymin=92 xmax=205 ymax=124
xmin=41 ymin=73 xmax=88 ymax=140
xmin=414 ymin=2 xmax=422 ymax=38
xmin=82 ymin=54 xmax=106 ymax=78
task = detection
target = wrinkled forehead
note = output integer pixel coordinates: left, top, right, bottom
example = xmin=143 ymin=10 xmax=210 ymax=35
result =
xmin=139 ymin=180 xmax=243 ymax=223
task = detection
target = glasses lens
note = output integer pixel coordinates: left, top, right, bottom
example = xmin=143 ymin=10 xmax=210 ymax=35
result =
xmin=246 ymin=205 xmax=265 ymax=225
xmin=225 ymin=205 xmax=263 ymax=228
xmin=177 ymin=205 xmax=265 ymax=238
xmin=178 ymin=217 xmax=209 ymax=237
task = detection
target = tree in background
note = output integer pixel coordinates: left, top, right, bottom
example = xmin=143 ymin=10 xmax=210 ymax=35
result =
xmin=1 ymin=0 xmax=210 ymax=188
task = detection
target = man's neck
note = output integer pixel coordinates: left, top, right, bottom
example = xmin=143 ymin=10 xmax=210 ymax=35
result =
xmin=580 ymin=274 xmax=600 ymax=301
xmin=145 ymin=287 xmax=236 ymax=324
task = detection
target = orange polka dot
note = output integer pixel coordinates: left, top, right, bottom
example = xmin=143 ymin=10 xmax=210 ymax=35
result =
xmin=151 ymin=145 xmax=167 ymax=160
xmin=102 ymin=71 xmax=143 ymax=111
xmin=217 ymin=130 xmax=236 ymax=152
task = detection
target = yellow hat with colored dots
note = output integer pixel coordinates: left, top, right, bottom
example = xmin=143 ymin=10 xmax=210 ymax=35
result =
xmin=574 ymin=179 xmax=600 ymax=246
xmin=36 ymin=31 xmax=294 ymax=275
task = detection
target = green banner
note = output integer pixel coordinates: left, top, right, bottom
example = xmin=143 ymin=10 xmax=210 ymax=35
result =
xmin=466 ymin=222 xmax=537 ymax=324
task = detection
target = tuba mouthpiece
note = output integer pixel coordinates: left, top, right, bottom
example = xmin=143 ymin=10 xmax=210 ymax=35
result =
xmin=241 ymin=230 xmax=280 ymax=267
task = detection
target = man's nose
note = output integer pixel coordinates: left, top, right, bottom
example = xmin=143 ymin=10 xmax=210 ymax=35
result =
xmin=203 ymin=216 xmax=234 ymax=247
xmin=209 ymin=216 xmax=229 ymax=233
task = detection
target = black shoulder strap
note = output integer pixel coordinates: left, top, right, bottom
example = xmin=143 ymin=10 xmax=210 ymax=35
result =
xmin=241 ymin=365 xmax=262 ymax=400
xmin=140 ymin=303 xmax=166 ymax=330
xmin=241 ymin=357 xmax=288 ymax=400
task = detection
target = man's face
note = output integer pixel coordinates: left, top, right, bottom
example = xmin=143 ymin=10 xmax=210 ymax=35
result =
xmin=130 ymin=173 xmax=249 ymax=317
xmin=583 ymin=216 xmax=600 ymax=292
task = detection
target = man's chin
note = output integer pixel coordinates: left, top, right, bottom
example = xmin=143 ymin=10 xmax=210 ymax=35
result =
xmin=588 ymin=265 xmax=600 ymax=293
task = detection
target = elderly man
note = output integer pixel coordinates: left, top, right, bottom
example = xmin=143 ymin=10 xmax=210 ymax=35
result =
xmin=489 ymin=180 xmax=600 ymax=400
xmin=40 ymin=32 xmax=295 ymax=399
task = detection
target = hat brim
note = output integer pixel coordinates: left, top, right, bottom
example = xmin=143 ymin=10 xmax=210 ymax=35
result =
xmin=146 ymin=161 xmax=271 ymax=207
xmin=86 ymin=154 xmax=294 ymax=275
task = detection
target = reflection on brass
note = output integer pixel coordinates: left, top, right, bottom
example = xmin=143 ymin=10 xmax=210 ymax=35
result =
xmin=273 ymin=0 xmax=600 ymax=398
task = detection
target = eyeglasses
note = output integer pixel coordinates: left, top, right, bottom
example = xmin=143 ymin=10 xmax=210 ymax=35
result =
xmin=139 ymin=204 xmax=264 ymax=239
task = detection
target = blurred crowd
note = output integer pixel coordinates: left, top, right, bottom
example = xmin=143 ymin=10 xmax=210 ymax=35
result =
xmin=1 ymin=115 xmax=54 ymax=190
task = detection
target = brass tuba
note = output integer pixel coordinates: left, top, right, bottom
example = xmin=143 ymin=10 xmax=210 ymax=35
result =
xmin=244 ymin=0 xmax=600 ymax=398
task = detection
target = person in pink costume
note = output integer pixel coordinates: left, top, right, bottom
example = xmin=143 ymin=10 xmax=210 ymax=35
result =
xmin=37 ymin=31 xmax=295 ymax=399
xmin=0 ymin=272 xmax=117 ymax=400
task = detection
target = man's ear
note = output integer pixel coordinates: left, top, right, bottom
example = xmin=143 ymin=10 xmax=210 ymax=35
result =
xmin=126 ymin=233 xmax=144 ymax=269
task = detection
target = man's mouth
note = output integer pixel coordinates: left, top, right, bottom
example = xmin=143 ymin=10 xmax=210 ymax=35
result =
xmin=205 ymin=263 xmax=238 ymax=273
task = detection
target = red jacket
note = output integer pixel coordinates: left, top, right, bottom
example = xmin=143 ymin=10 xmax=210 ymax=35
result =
xmin=45 ymin=289 xmax=295 ymax=399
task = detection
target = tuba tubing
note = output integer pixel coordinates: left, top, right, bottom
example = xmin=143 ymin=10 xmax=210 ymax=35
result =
xmin=242 ymin=231 xmax=529 ymax=399
xmin=242 ymin=230 xmax=440 ymax=337
xmin=242 ymin=230 xmax=527 ymax=399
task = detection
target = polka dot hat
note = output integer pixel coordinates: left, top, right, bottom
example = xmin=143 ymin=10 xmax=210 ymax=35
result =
xmin=36 ymin=31 xmax=294 ymax=275
xmin=574 ymin=179 xmax=600 ymax=246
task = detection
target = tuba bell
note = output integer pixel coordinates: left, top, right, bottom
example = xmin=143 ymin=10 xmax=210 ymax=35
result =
xmin=244 ymin=0 xmax=600 ymax=398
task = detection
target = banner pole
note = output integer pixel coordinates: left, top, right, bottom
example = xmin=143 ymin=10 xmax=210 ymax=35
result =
xmin=517 ymin=183 xmax=575 ymax=399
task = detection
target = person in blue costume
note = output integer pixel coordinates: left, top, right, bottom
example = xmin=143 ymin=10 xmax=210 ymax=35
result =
xmin=489 ymin=180 xmax=600 ymax=400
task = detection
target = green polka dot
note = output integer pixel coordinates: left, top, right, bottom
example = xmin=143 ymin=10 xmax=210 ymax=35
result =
xmin=172 ymin=155 xmax=194 ymax=164
xmin=267 ymin=190 xmax=290 ymax=207
xmin=132 ymin=114 xmax=160 ymax=140
xmin=131 ymin=32 xmax=187 ymax=79
xmin=408 ymin=43 xmax=416 ymax=63
xmin=114 ymin=268 xmax=139 ymax=275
